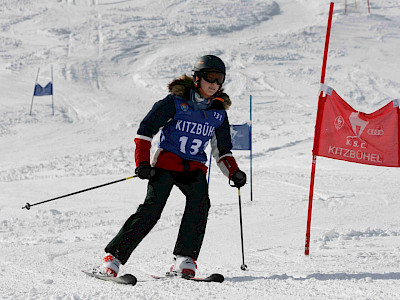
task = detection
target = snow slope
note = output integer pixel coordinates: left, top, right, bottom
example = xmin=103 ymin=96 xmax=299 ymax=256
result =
xmin=1 ymin=0 xmax=400 ymax=299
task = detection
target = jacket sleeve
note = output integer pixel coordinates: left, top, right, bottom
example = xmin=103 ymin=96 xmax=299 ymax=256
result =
xmin=137 ymin=94 xmax=176 ymax=138
xmin=134 ymin=94 xmax=176 ymax=166
xmin=211 ymin=112 xmax=240 ymax=178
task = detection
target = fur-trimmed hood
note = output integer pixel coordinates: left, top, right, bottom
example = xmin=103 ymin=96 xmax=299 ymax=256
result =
xmin=168 ymin=75 xmax=231 ymax=110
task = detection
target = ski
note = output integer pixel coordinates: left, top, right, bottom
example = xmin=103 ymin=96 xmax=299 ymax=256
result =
xmin=184 ymin=273 xmax=224 ymax=283
xmin=151 ymin=272 xmax=224 ymax=283
xmin=82 ymin=270 xmax=137 ymax=286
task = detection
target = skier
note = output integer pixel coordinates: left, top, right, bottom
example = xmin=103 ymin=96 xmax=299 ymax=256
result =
xmin=97 ymin=55 xmax=247 ymax=278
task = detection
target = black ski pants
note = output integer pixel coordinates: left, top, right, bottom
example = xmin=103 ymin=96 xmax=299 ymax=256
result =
xmin=105 ymin=168 xmax=210 ymax=264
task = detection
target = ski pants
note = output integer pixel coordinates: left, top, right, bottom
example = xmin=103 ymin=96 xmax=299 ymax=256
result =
xmin=105 ymin=168 xmax=210 ymax=264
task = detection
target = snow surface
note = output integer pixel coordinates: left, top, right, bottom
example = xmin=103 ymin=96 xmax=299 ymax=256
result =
xmin=1 ymin=0 xmax=400 ymax=299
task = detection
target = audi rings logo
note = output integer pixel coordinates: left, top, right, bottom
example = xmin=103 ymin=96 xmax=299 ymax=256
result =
xmin=367 ymin=128 xmax=384 ymax=136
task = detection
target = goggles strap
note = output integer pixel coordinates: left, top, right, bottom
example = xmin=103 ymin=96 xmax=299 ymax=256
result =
xmin=212 ymin=96 xmax=225 ymax=102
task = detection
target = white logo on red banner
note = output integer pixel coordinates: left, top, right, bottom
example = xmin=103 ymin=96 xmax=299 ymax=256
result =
xmin=334 ymin=116 xmax=344 ymax=130
xmin=349 ymin=112 xmax=368 ymax=138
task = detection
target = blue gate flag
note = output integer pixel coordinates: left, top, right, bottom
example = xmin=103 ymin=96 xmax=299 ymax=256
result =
xmin=230 ymin=124 xmax=251 ymax=150
xmin=34 ymin=82 xmax=53 ymax=96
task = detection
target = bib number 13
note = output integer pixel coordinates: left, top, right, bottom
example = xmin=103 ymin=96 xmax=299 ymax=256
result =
xmin=179 ymin=136 xmax=208 ymax=155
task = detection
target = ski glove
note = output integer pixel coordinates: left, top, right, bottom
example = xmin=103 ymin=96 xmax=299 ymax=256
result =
xmin=230 ymin=170 xmax=247 ymax=188
xmin=135 ymin=162 xmax=155 ymax=180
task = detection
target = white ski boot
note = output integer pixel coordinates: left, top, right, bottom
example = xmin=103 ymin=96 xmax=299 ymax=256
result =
xmin=170 ymin=255 xmax=197 ymax=277
xmin=100 ymin=254 xmax=121 ymax=277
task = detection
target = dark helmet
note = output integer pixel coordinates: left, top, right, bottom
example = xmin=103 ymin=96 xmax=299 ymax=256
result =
xmin=192 ymin=55 xmax=226 ymax=74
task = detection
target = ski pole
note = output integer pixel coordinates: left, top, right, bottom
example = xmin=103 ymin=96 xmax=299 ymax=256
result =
xmin=237 ymin=187 xmax=247 ymax=270
xmin=22 ymin=175 xmax=138 ymax=210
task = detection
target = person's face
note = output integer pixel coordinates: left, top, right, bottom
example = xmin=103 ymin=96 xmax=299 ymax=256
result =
xmin=199 ymin=77 xmax=220 ymax=98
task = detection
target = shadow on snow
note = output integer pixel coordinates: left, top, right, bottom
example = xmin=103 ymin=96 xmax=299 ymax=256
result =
xmin=227 ymin=272 xmax=400 ymax=282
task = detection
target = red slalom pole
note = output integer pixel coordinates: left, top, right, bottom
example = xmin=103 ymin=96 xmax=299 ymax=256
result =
xmin=320 ymin=2 xmax=334 ymax=85
xmin=368 ymin=0 xmax=370 ymax=14
xmin=305 ymin=2 xmax=334 ymax=256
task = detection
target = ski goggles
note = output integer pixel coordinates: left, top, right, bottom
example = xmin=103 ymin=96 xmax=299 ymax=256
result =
xmin=201 ymin=71 xmax=225 ymax=85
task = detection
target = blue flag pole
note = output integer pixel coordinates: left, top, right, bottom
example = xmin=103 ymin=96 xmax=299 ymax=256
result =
xmin=250 ymin=95 xmax=253 ymax=201
xmin=30 ymin=65 xmax=54 ymax=115
xmin=30 ymin=68 xmax=40 ymax=116
xmin=207 ymin=147 xmax=212 ymax=186
xmin=51 ymin=64 xmax=54 ymax=116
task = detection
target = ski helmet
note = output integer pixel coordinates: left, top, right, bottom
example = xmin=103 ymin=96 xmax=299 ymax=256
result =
xmin=192 ymin=55 xmax=226 ymax=75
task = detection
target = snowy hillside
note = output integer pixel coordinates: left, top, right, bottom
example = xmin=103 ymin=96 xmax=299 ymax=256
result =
xmin=1 ymin=0 xmax=400 ymax=299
